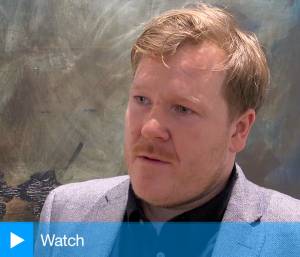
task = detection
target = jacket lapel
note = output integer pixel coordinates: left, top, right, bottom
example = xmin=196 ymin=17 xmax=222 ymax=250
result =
xmin=212 ymin=164 xmax=268 ymax=257
xmin=83 ymin=178 xmax=130 ymax=257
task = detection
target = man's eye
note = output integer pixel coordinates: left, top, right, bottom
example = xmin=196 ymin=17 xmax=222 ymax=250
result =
xmin=173 ymin=105 xmax=193 ymax=114
xmin=133 ymin=96 xmax=151 ymax=105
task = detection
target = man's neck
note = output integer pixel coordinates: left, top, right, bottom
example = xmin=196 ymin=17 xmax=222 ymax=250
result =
xmin=142 ymin=201 xmax=188 ymax=222
xmin=142 ymin=188 xmax=223 ymax=222
xmin=141 ymin=178 xmax=228 ymax=222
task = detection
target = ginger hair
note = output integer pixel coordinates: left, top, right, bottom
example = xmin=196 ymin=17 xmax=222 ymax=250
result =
xmin=131 ymin=3 xmax=270 ymax=117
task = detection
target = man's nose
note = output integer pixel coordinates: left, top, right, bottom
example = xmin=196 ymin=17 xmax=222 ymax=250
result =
xmin=141 ymin=117 xmax=170 ymax=141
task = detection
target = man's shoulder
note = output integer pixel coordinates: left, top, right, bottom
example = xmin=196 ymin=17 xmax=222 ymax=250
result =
xmin=229 ymin=165 xmax=300 ymax=222
xmin=52 ymin=175 xmax=129 ymax=202
xmin=261 ymin=186 xmax=300 ymax=221
xmin=40 ymin=175 xmax=129 ymax=221
xmin=243 ymin=174 xmax=300 ymax=221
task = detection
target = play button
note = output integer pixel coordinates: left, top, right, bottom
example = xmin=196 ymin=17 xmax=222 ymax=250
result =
xmin=10 ymin=232 xmax=25 ymax=249
xmin=0 ymin=222 xmax=33 ymax=257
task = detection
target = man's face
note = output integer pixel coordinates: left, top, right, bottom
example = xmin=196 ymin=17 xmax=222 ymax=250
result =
xmin=124 ymin=42 xmax=236 ymax=207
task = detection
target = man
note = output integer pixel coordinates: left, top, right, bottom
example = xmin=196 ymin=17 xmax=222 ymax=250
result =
xmin=40 ymin=2 xmax=300 ymax=257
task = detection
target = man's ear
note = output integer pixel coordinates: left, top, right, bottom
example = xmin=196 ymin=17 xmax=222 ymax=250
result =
xmin=229 ymin=109 xmax=256 ymax=153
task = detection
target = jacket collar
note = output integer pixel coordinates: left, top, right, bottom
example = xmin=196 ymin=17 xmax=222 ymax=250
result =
xmin=222 ymin=164 xmax=266 ymax=222
xmin=99 ymin=164 xmax=268 ymax=257
xmin=212 ymin=164 xmax=268 ymax=257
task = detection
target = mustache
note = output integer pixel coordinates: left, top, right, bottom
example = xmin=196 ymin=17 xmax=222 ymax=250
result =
xmin=132 ymin=139 xmax=177 ymax=162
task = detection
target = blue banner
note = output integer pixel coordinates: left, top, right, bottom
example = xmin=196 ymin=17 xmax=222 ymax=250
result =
xmin=1 ymin=222 xmax=300 ymax=257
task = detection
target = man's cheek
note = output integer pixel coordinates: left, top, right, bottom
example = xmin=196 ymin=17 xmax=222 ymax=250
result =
xmin=184 ymin=149 xmax=207 ymax=171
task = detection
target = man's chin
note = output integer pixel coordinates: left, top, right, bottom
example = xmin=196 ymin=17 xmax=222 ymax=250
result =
xmin=133 ymin=190 xmax=194 ymax=209
xmin=129 ymin=171 xmax=185 ymax=207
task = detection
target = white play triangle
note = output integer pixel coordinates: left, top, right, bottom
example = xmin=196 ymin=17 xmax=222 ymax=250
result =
xmin=10 ymin=232 xmax=25 ymax=249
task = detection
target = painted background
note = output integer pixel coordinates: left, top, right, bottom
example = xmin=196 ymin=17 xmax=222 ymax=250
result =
xmin=0 ymin=0 xmax=299 ymax=221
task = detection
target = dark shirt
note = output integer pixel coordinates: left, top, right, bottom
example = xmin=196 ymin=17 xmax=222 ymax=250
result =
xmin=110 ymin=166 xmax=237 ymax=257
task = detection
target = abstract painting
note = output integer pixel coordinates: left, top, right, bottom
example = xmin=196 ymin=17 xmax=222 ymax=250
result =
xmin=0 ymin=0 xmax=299 ymax=220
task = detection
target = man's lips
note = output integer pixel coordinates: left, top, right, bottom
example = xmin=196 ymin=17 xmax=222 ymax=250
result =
xmin=137 ymin=155 xmax=171 ymax=164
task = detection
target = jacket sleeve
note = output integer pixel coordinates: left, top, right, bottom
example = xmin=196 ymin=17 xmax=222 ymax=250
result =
xmin=39 ymin=189 xmax=56 ymax=222
xmin=35 ymin=189 xmax=57 ymax=257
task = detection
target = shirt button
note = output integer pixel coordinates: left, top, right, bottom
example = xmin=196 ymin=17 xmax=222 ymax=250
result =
xmin=156 ymin=252 xmax=165 ymax=257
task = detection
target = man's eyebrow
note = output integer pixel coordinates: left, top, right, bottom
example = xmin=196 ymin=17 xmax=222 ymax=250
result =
xmin=130 ymin=84 xmax=209 ymax=108
xmin=170 ymin=94 xmax=210 ymax=111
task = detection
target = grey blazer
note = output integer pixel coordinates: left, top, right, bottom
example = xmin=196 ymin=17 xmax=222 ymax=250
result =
xmin=40 ymin=164 xmax=300 ymax=257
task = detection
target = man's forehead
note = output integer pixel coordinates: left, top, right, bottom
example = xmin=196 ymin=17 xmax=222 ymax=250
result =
xmin=176 ymin=41 xmax=227 ymax=72
xmin=134 ymin=41 xmax=227 ymax=81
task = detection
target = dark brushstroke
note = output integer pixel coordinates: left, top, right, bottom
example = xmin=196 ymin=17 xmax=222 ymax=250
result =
xmin=0 ymin=169 xmax=60 ymax=220
xmin=64 ymin=142 xmax=84 ymax=170
xmin=83 ymin=108 xmax=97 ymax=113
